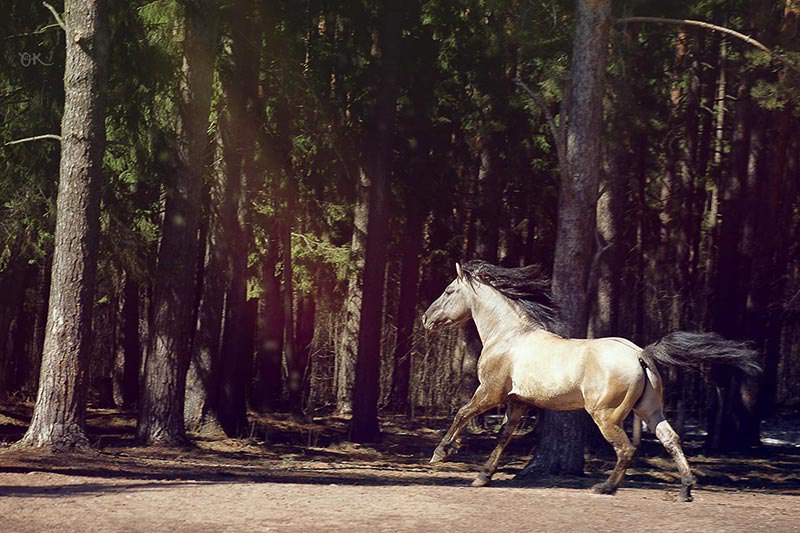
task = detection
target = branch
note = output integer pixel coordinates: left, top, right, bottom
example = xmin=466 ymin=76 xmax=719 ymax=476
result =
xmin=5 ymin=23 xmax=61 ymax=40
xmin=42 ymin=2 xmax=66 ymax=31
xmin=4 ymin=134 xmax=62 ymax=147
xmin=615 ymin=17 xmax=799 ymax=72
xmin=514 ymin=78 xmax=569 ymax=176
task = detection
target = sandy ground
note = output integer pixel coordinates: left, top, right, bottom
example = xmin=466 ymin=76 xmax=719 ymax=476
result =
xmin=1 ymin=470 xmax=798 ymax=532
xmin=1 ymin=407 xmax=798 ymax=532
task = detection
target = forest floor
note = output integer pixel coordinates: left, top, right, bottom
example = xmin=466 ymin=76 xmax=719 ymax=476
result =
xmin=0 ymin=404 xmax=798 ymax=532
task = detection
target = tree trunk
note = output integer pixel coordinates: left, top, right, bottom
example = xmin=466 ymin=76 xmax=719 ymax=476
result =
xmin=521 ymin=0 xmax=610 ymax=477
xmin=18 ymin=0 xmax=109 ymax=451
xmin=282 ymin=195 xmax=300 ymax=415
xmin=138 ymin=0 xmax=219 ymax=445
xmin=475 ymin=133 xmax=500 ymax=263
xmin=92 ymin=285 xmax=118 ymax=409
xmin=252 ymin=239 xmax=284 ymax=411
xmin=29 ymin=254 xmax=53 ymax=396
xmin=757 ymin=0 xmax=799 ymax=418
xmin=457 ymin=131 xmax=500 ymax=414
xmin=707 ymin=69 xmax=753 ymax=452
xmin=292 ymin=293 xmax=317 ymax=415
xmin=589 ymin=138 xmax=626 ymax=338
xmin=185 ymin=127 xmax=226 ymax=435
xmin=120 ymin=275 xmax=141 ymax=409
xmin=390 ymin=210 xmax=424 ymax=413
xmin=218 ymin=0 xmax=260 ymax=436
xmin=350 ymin=0 xmax=402 ymax=443
xmin=390 ymin=15 xmax=433 ymax=415
xmin=336 ymin=170 xmax=368 ymax=416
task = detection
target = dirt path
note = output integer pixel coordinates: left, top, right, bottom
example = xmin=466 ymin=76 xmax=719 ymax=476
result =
xmin=1 ymin=470 xmax=798 ymax=532
xmin=1 ymin=408 xmax=799 ymax=532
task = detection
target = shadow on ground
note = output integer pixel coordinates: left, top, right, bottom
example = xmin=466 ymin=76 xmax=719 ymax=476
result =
xmin=1 ymin=403 xmax=798 ymax=498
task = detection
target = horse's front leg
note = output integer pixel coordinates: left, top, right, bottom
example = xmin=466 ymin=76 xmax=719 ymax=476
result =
xmin=430 ymin=384 xmax=499 ymax=464
xmin=471 ymin=400 xmax=527 ymax=487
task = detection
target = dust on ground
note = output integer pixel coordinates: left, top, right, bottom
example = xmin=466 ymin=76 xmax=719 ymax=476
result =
xmin=0 ymin=404 xmax=798 ymax=532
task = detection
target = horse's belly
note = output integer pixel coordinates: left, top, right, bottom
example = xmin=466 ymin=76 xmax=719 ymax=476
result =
xmin=509 ymin=379 xmax=585 ymax=410
xmin=506 ymin=338 xmax=588 ymax=410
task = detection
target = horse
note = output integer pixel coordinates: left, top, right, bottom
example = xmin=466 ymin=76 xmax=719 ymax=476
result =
xmin=421 ymin=260 xmax=761 ymax=502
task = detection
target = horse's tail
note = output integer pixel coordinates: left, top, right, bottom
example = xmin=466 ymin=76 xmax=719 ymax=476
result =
xmin=641 ymin=331 xmax=761 ymax=377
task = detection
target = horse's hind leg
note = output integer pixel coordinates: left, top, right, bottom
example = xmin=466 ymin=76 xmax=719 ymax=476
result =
xmin=641 ymin=411 xmax=695 ymax=502
xmin=634 ymin=367 xmax=695 ymax=502
xmin=471 ymin=400 xmax=527 ymax=487
xmin=589 ymin=409 xmax=637 ymax=495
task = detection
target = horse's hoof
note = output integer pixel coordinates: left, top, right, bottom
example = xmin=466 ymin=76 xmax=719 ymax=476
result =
xmin=429 ymin=447 xmax=447 ymax=464
xmin=591 ymin=482 xmax=617 ymax=495
xmin=679 ymin=489 xmax=693 ymax=503
xmin=471 ymin=473 xmax=491 ymax=487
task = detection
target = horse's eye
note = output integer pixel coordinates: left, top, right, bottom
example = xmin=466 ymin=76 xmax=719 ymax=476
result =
xmin=445 ymin=287 xmax=455 ymax=295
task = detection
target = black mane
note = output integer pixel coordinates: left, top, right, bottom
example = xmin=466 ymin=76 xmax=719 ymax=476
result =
xmin=461 ymin=260 xmax=562 ymax=332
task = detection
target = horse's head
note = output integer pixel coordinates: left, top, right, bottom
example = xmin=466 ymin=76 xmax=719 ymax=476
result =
xmin=422 ymin=263 xmax=473 ymax=332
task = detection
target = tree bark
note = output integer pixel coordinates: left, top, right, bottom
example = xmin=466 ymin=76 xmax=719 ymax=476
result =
xmin=184 ymin=126 xmax=226 ymax=435
xmin=336 ymin=170 xmax=368 ymax=416
xmin=589 ymin=134 xmax=626 ymax=338
xmin=282 ymin=193 xmax=300 ymax=415
xmin=18 ymin=0 xmax=109 ymax=451
xmin=521 ymin=0 xmax=611 ymax=477
xmin=217 ymin=0 xmax=260 ymax=435
xmin=350 ymin=0 xmax=402 ymax=442
xmin=138 ymin=0 xmax=219 ymax=445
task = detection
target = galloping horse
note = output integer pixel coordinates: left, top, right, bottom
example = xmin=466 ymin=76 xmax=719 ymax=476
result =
xmin=422 ymin=261 xmax=760 ymax=502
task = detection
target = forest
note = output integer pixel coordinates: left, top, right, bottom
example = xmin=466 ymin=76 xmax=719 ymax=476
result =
xmin=1 ymin=0 xmax=800 ymax=524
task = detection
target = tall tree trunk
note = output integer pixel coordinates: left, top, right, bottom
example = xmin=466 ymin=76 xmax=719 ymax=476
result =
xmin=589 ymin=137 xmax=626 ymax=338
xmin=253 ymin=238 xmax=284 ymax=411
xmin=120 ymin=275 xmax=141 ymax=409
xmin=521 ymin=0 xmax=610 ymax=477
xmin=350 ymin=0 xmax=402 ymax=442
xmin=390 ymin=210 xmax=424 ymax=413
xmin=217 ymin=0 xmax=260 ymax=433
xmin=756 ymin=0 xmax=799 ymax=419
xmin=138 ymin=0 xmax=219 ymax=445
xmin=185 ymin=127 xmax=226 ymax=435
xmin=29 ymin=254 xmax=53 ymax=396
xmin=474 ymin=132 xmax=500 ymax=263
xmin=92 ymin=284 xmax=119 ymax=409
xmin=18 ymin=0 xmax=109 ymax=450
xmin=707 ymin=14 xmax=762 ymax=449
xmin=457 ymin=132 xmax=500 ymax=414
xmin=292 ymin=292 xmax=317 ymax=414
xmin=336 ymin=171 xmax=368 ymax=416
xmin=282 ymin=191 xmax=300 ymax=415
xmin=390 ymin=14 xmax=433 ymax=415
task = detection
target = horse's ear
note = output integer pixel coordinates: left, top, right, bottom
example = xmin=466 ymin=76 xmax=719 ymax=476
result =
xmin=455 ymin=262 xmax=463 ymax=280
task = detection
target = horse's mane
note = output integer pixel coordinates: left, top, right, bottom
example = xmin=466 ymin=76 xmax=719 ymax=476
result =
xmin=461 ymin=260 xmax=562 ymax=332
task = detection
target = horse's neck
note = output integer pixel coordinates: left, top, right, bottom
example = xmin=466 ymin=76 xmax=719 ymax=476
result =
xmin=469 ymin=284 xmax=529 ymax=346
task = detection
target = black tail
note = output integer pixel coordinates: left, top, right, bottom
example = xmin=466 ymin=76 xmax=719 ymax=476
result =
xmin=641 ymin=331 xmax=761 ymax=378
